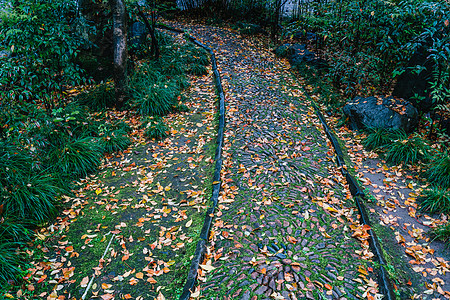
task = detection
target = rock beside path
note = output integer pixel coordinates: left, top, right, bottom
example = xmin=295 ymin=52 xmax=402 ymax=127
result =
xmin=343 ymin=96 xmax=419 ymax=132
xmin=274 ymin=43 xmax=327 ymax=70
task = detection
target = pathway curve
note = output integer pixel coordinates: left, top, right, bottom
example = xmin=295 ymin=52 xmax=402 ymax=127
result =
xmin=168 ymin=22 xmax=381 ymax=299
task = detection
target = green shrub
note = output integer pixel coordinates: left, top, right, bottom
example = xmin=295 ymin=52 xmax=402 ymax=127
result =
xmin=76 ymin=83 xmax=116 ymax=111
xmin=426 ymin=152 xmax=450 ymax=189
xmin=417 ymin=186 xmax=450 ymax=215
xmin=99 ymin=128 xmax=132 ymax=153
xmin=431 ymin=222 xmax=450 ymax=245
xmin=0 ymin=218 xmax=29 ymax=287
xmin=143 ymin=117 xmax=168 ymax=140
xmin=187 ymin=64 xmax=208 ymax=76
xmin=48 ymin=137 xmax=103 ymax=178
xmin=362 ymin=127 xmax=397 ymax=150
xmin=1 ymin=173 xmax=62 ymax=224
xmin=0 ymin=0 xmax=90 ymax=105
xmin=130 ymin=71 xmax=179 ymax=116
xmin=385 ymin=131 xmax=429 ymax=165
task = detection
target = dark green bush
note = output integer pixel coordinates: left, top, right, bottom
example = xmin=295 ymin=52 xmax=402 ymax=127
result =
xmin=385 ymin=131 xmax=430 ymax=165
xmin=431 ymin=222 xmax=450 ymax=245
xmin=2 ymin=173 xmax=62 ymax=224
xmin=0 ymin=218 xmax=29 ymax=286
xmin=0 ymin=0 xmax=90 ymax=106
xmin=130 ymin=63 xmax=180 ymax=116
xmin=417 ymin=186 xmax=450 ymax=215
xmin=426 ymin=152 xmax=450 ymax=189
xmin=284 ymin=0 xmax=450 ymax=104
xmin=362 ymin=127 xmax=397 ymax=150
xmin=98 ymin=127 xmax=132 ymax=153
xmin=48 ymin=137 xmax=103 ymax=178
xmin=143 ymin=117 xmax=169 ymax=140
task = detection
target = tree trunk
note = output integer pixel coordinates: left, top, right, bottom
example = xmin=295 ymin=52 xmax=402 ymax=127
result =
xmin=110 ymin=0 xmax=128 ymax=108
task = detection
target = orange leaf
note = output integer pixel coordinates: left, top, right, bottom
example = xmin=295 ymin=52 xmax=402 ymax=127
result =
xmin=147 ymin=277 xmax=157 ymax=284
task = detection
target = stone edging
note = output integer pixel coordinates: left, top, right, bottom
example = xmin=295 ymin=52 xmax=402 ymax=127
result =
xmin=308 ymin=97 xmax=396 ymax=300
xmin=156 ymin=23 xmax=226 ymax=300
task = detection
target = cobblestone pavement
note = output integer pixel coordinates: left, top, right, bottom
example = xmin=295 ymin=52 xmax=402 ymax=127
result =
xmin=167 ymin=22 xmax=380 ymax=299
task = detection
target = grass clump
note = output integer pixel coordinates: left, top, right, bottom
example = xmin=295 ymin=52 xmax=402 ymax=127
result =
xmin=2 ymin=173 xmax=62 ymax=224
xmin=362 ymin=127 xmax=396 ymax=150
xmin=76 ymin=82 xmax=115 ymax=111
xmin=142 ymin=116 xmax=168 ymax=140
xmin=431 ymin=222 xmax=450 ymax=245
xmin=385 ymin=131 xmax=429 ymax=166
xmin=0 ymin=217 xmax=29 ymax=285
xmin=47 ymin=137 xmax=104 ymax=178
xmin=98 ymin=122 xmax=132 ymax=153
xmin=426 ymin=152 xmax=450 ymax=189
xmin=417 ymin=186 xmax=450 ymax=215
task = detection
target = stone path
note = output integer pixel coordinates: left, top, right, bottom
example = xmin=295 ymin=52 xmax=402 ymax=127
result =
xmin=167 ymin=22 xmax=381 ymax=299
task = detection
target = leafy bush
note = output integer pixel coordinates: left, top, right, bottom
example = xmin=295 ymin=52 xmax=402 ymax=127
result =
xmin=0 ymin=0 xmax=90 ymax=106
xmin=385 ymin=131 xmax=430 ymax=165
xmin=143 ymin=117 xmax=168 ymax=140
xmin=187 ymin=63 xmax=208 ymax=76
xmin=426 ymin=152 xmax=450 ymax=189
xmin=417 ymin=186 xmax=450 ymax=215
xmin=284 ymin=0 xmax=450 ymax=105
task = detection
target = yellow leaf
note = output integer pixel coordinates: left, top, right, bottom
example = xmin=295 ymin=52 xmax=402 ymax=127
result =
xmin=135 ymin=272 xmax=144 ymax=279
xmin=185 ymin=219 xmax=193 ymax=227
xmin=167 ymin=260 xmax=175 ymax=266
xmin=95 ymin=188 xmax=102 ymax=195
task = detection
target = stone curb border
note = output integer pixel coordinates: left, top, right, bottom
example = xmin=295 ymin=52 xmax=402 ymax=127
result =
xmin=156 ymin=23 xmax=226 ymax=300
xmin=307 ymin=96 xmax=396 ymax=300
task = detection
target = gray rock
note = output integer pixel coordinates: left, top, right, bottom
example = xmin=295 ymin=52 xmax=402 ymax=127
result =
xmin=274 ymin=43 xmax=327 ymax=70
xmin=343 ymin=96 xmax=419 ymax=133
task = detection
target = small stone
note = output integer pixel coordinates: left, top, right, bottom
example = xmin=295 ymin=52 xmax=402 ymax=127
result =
xmin=276 ymin=253 xmax=287 ymax=259
xmin=241 ymin=290 xmax=251 ymax=300
xmin=232 ymin=289 xmax=242 ymax=297
xmin=281 ymin=258 xmax=292 ymax=265
xmin=269 ymin=278 xmax=276 ymax=289
xmin=239 ymin=280 xmax=250 ymax=287
xmin=254 ymin=286 xmax=268 ymax=295
xmin=317 ymin=242 xmax=326 ymax=250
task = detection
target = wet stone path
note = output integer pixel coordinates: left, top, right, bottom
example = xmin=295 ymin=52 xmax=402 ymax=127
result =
xmin=167 ymin=22 xmax=380 ymax=299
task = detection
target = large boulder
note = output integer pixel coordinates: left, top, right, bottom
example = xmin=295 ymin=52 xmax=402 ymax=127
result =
xmin=343 ymin=96 xmax=419 ymax=133
xmin=274 ymin=43 xmax=327 ymax=70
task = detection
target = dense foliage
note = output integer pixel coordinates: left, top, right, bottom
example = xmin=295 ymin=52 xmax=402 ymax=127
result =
xmin=285 ymin=0 xmax=450 ymax=103
xmin=0 ymin=0 xmax=91 ymax=108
